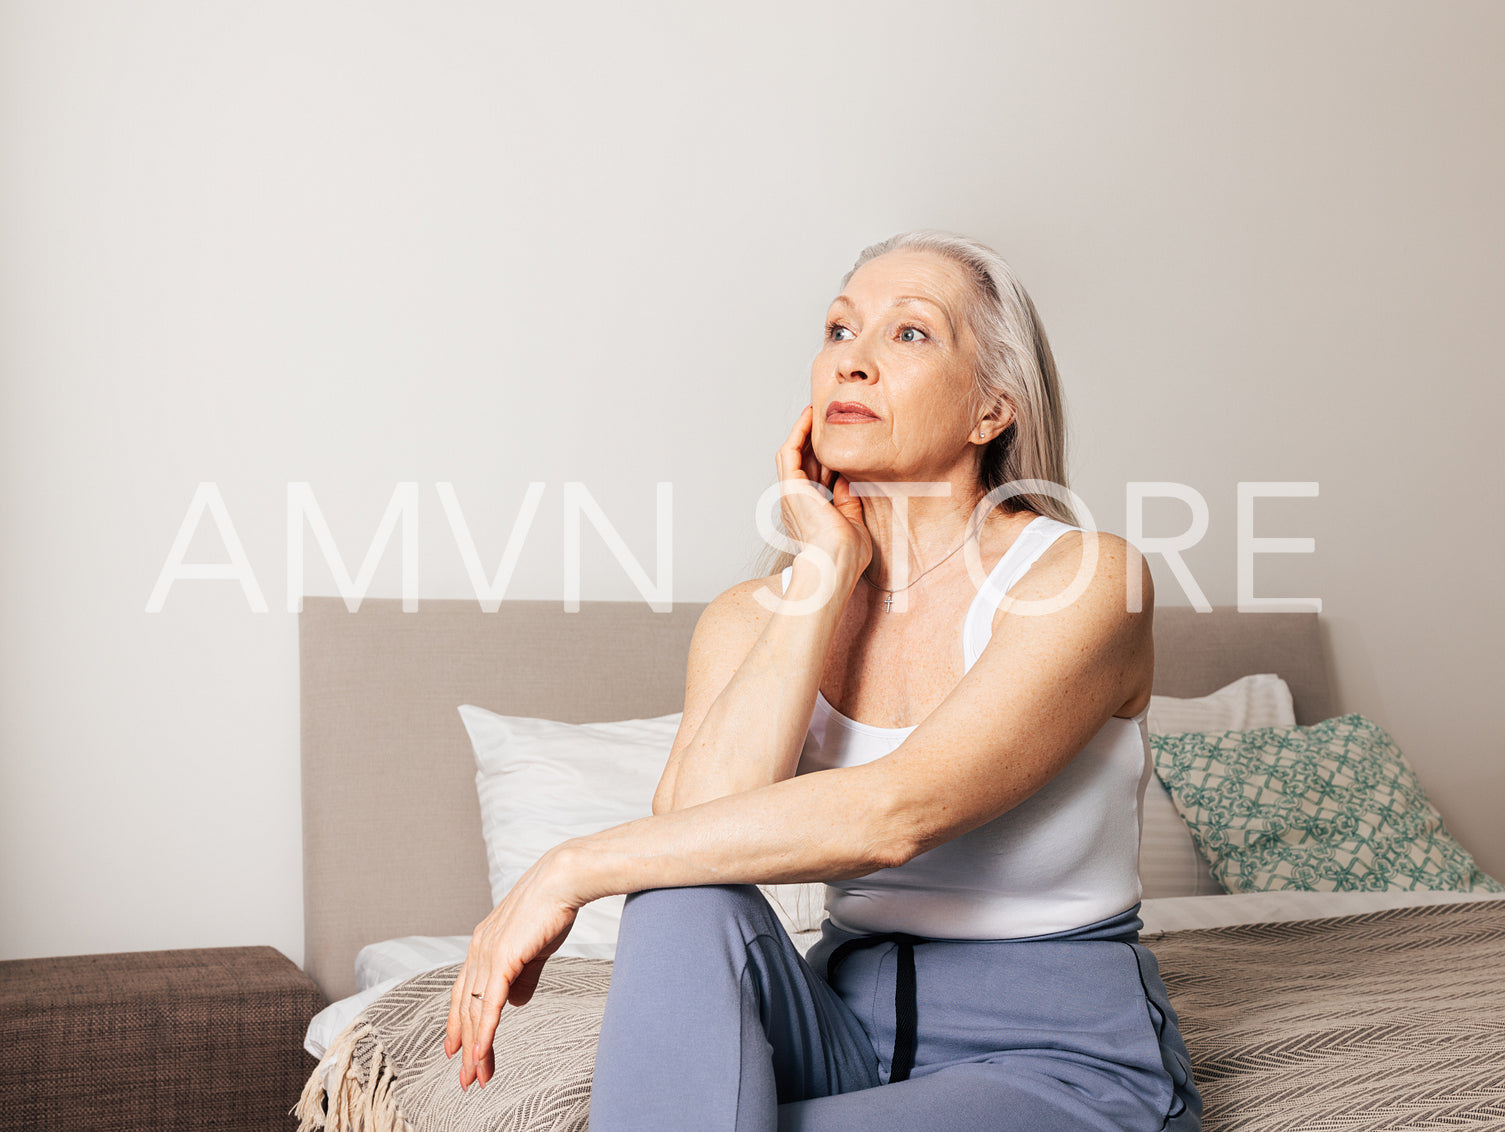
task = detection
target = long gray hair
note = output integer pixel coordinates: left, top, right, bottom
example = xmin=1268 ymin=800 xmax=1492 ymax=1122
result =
xmin=751 ymin=229 xmax=1077 ymax=577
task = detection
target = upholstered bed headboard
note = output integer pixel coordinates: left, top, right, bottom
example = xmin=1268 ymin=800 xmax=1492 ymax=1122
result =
xmin=300 ymin=598 xmax=1333 ymax=1001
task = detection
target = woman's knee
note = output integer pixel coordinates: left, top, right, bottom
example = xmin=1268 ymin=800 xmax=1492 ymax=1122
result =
xmin=619 ymin=884 xmax=782 ymax=947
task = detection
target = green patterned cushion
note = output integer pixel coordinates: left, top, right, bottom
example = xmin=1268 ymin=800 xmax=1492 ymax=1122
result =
xmin=1149 ymin=712 xmax=1504 ymax=893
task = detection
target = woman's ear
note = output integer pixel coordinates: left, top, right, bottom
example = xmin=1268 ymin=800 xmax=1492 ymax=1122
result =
xmin=975 ymin=400 xmax=1015 ymax=443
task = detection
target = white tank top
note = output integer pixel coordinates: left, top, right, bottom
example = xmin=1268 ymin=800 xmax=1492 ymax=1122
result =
xmin=780 ymin=515 xmax=1154 ymax=940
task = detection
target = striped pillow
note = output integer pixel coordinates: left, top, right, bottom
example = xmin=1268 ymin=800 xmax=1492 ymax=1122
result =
xmin=1140 ymin=674 xmax=1297 ymax=898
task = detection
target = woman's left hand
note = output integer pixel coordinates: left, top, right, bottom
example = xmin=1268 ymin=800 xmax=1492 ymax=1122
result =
xmin=443 ymin=846 xmax=582 ymax=1090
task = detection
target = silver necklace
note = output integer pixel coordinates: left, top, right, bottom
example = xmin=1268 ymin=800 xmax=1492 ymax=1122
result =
xmin=859 ymin=529 xmax=977 ymax=612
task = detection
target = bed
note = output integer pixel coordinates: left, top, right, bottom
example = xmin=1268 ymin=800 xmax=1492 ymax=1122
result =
xmin=294 ymin=597 xmax=1505 ymax=1131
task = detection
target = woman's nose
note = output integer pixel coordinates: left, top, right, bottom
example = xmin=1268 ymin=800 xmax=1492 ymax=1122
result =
xmin=834 ymin=343 xmax=874 ymax=384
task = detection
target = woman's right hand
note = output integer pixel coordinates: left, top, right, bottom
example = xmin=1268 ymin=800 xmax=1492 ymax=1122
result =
xmin=776 ymin=404 xmax=873 ymax=573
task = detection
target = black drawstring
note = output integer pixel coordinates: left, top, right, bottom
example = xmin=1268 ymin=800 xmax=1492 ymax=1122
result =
xmin=824 ymin=931 xmax=927 ymax=1083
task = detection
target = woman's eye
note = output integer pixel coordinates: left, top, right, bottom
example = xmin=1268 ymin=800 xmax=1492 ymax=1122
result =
xmin=899 ymin=326 xmax=929 ymax=343
xmin=826 ymin=321 xmax=853 ymax=342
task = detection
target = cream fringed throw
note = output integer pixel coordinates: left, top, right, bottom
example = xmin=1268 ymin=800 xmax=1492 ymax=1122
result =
xmin=293 ymin=957 xmax=611 ymax=1132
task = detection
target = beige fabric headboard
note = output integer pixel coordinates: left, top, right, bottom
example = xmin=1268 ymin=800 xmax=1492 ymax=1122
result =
xmin=300 ymin=598 xmax=1332 ymax=1000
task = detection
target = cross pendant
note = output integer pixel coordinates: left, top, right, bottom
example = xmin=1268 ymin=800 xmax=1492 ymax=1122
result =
xmin=883 ymin=595 xmax=894 ymax=612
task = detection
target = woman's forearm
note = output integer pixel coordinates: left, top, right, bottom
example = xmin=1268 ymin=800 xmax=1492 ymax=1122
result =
xmin=660 ymin=548 xmax=861 ymax=812
xmin=567 ymin=761 xmax=913 ymax=905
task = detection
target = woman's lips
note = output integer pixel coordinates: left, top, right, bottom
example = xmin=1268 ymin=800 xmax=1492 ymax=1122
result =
xmin=826 ymin=401 xmax=880 ymax=423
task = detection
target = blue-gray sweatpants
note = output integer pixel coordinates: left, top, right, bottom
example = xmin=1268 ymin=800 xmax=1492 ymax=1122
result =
xmin=589 ymin=884 xmax=1202 ymax=1131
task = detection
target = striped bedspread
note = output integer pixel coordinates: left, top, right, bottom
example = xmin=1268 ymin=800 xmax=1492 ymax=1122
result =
xmin=1146 ymin=898 xmax=1505 ymax=1130
xmin=297 ymin=898 xmax=1505 ymax=1131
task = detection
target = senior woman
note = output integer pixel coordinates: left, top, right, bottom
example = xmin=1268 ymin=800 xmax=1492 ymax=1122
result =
xmin=442 ymin=231 xmax=1203 ymax=1131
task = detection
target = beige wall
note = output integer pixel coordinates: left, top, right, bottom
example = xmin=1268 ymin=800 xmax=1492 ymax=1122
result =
xmin=2 ymin=1 xmax=1501 ymax=966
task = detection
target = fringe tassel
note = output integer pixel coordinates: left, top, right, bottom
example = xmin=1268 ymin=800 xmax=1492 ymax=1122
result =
xmin=291 ymin=1019 xmax=415 ymax=1132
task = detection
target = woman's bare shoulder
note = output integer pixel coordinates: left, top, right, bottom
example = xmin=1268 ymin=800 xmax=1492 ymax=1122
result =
xmin=689 ymin=571 xmax=786 ymax=647
xmin=676 ymin=572 xmax=789 ymax=721
xmin=998 ymin=529 xmax=1154 ymax=631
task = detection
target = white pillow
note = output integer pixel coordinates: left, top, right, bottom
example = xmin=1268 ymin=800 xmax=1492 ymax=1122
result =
xmin=1139 ymin=674 xmax=1298 ymax=898
xmin=457 ymin=704 xmax=827 ymax=957
xmin=1148 ymin=672 xmax=1296 ymax=735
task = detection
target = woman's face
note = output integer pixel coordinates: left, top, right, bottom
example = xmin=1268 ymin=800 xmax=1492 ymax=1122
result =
xmin=811 ymin=249 xmax=1007 ymax=483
